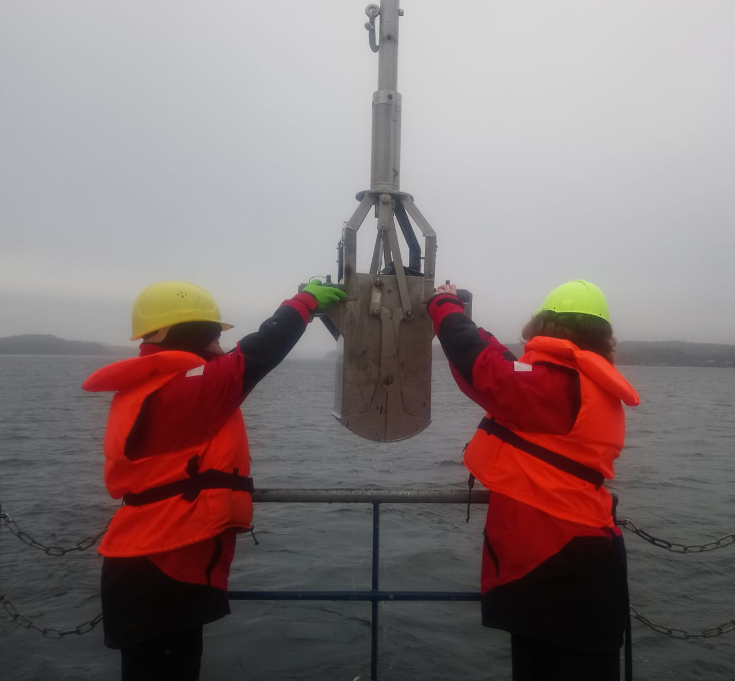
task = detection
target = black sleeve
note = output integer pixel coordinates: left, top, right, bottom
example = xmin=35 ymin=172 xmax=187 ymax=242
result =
xmin=237 ymin=304 xmax=308 ymax=395
xmin=431 ymin=297 xmax=517 ymax=386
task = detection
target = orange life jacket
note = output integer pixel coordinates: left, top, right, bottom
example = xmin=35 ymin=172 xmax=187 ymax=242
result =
xmin=83 ymin=351 xmax=253 ymax=557
xmin=463 ymin=336 xmax=640 ymax=528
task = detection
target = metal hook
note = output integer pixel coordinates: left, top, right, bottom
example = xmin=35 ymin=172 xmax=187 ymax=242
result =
xmin=364 ymin=4 xmax=380 ymax=53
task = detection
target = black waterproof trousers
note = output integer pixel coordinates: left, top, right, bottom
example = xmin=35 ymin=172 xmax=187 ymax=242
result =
xmin=121 ymin=625 xmax=203 ymax=681
xmin=511 ymin=634 xmax=620 ymax=681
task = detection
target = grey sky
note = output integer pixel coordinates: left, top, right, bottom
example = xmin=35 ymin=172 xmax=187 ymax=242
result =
xmin=1 ymin=1 xmax=734 ymax=356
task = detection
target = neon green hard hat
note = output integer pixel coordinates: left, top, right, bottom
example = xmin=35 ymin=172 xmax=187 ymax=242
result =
xmin=537 ymin=279 xmax=610 ymax=322
xmin=130 ymin=281 xmax=233 ymax=340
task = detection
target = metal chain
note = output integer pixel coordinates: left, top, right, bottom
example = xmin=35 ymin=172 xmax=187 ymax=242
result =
xmin=0 ymin=593 xmax=102 ymax=639
xmin=5 ymin=590 xmax=735 ymax=642
xmin=630 ymin=605 xmax=735 ymax=640
xmin=0 ymin=512 xmax=109 ymax=556
xmin=618 ymin=519 xmax=735 ymax=553
xmin=9 ymin=510 xmax=733 ymax=555
xmin=4 ymin=509 xmax=735 ymax=641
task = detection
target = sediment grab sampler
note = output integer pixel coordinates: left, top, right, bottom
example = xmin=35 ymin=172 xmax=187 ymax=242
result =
xmin=315 ymin=1 xmax=471 ymax=443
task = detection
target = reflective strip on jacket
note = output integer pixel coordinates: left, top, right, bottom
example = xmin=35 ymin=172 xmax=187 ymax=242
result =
xmin=463 ymin=336 xmax=640 ymax=528
xmin=83 ymin=350 xmax=253 ymax=557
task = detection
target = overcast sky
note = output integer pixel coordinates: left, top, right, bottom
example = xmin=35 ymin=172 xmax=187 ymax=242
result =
xmin=1 ymin=1 xmax=734 ymax=356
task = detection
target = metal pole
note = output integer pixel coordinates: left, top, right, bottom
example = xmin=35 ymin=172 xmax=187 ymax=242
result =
xmin=377 ymin=1 xmax=399 ymax=91
xmin=370 ymin=0 xmax=402 ymax=193
xmin=371 ymin=501 xmax=380 ymax=681
xmin=228 ymin=590 xmax=482 ymax=602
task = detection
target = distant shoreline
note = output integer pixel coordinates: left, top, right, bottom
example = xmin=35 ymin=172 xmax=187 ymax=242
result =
xmin=2 ymin=334 xmax=734 ymax=368
xmin=0 ymin=334 xmax=136 ymax=357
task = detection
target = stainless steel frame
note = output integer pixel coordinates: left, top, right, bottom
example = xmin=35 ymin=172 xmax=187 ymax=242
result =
xmin=324 ymin=2 xmax=441 ymax=442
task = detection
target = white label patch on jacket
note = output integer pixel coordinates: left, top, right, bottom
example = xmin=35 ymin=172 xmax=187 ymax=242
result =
xmin=513 ymin=361 xmax=532 ymax=372
xmin=185 ymin=365 xmax=205 ymax=377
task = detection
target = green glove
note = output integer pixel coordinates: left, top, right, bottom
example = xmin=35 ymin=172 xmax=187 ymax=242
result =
xmin=303 ymin=280 xmax=347 ymax=311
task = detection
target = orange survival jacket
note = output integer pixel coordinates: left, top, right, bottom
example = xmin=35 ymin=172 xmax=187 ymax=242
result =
xmin=83 ymin=351 xmax=253 ymax=557
xmin=463 ymin=336 xmax=640 ymax=528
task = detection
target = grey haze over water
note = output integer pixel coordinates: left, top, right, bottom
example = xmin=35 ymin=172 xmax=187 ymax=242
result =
xmin=2 ymin=1 xmax=735 ymax=355
xmin=1 ymin=357 xmax=734 ymax=680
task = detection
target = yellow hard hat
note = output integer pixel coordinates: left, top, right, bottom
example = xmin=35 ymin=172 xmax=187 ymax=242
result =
xmin=537 ymin=279 xmax=610 ymax=322
xmin=130 ymin=281 xmax=233 ymax=340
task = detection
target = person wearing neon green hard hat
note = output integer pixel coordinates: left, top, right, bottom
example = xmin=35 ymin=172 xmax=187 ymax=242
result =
xmin=83 ymin=278 xmax=344 ymax=680
xmin=527 ymin=278 xmax=615 ymax=361
xmin=428 ymin=279 xmax=640 ymax=681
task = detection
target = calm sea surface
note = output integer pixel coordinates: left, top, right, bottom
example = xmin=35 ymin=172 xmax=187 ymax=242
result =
xmin=1 ymin=356 xmax=734 ymax=680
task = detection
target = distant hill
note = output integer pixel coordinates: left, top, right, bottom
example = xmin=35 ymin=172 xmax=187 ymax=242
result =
xmin=0 ymin=334 xmax=137 ymax=357
xmin=615 ymin=340 xmax=735 ymax=368
xmin=432 ymin=339 xmax=735 ymax=367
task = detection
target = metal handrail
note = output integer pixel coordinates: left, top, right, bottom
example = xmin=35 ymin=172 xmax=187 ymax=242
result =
xmin=231 ymin=489 xmax=490 ymax=681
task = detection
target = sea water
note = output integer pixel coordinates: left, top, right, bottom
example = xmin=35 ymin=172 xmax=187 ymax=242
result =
xmin=1 ymin=357 xmax=734 ymax=680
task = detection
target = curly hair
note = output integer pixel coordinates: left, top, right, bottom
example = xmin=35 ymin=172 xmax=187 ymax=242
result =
xmin=521 ymin=311 xmax=617 ymax=364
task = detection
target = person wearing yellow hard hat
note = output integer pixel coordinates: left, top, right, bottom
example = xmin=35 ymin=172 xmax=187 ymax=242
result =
xmin=428 ymin=279 xmax=640 ymax=681
xmin=83 ymin=279 xmax=344 ymax=680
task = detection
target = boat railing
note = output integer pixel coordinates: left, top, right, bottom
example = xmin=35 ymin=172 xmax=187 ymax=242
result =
xmin=4 ymin=489 xmax=735 ymax=680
